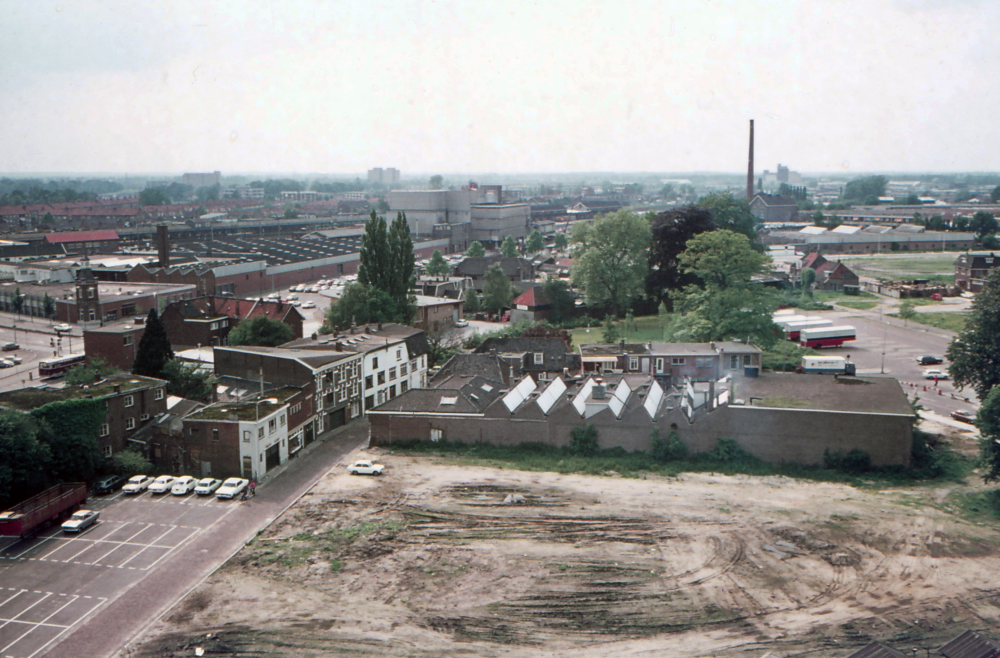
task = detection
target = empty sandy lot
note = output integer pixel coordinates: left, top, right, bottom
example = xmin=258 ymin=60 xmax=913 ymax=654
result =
xmin=132 ymin=448 xmax=1000 ymax=657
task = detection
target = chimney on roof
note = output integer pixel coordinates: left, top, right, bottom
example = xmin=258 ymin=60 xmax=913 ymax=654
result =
xmin=746 ymin=119 xmax=755 ymax=201
xmin=619 ymin=338 xmax=625 ymax=351
xmin=156 ymin=224 xmax=169 ymax=268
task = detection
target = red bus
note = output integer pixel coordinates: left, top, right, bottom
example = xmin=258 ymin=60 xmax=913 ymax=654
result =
xmin=38 ymin=354 xmax=86 ymax=377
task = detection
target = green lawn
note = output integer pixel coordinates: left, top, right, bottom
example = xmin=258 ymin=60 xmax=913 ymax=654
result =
xmin=890 ymin=311 xmax=968 ymax=333
xmin=835 ymin=300 xmax=879 ymax=310
xmin=568 ymin=314 xmax=665 ymax=345
xmin=840 ymin=253 xmax=959 ymax=284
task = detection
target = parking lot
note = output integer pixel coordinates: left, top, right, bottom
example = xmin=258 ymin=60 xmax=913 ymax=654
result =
xmin=0 ymin=489 xmax=240 ymax=658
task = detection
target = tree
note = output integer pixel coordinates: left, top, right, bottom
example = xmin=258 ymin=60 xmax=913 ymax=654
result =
xmin=429 ymin=175 xmax=444 ymax=190
xmin=897 ymin=300 xmax=917 ymax=326
xmin=992 ymin=185 xmax=1000 ymax=204
xmin=947 ymin=270 xmax=1000 ymax=398
xmin=42 ymin=293 xmax=55 ymax=319
xmin=0 ymin=410 xmax=53 ymax=510
xmin=651 ymin=428 xmax=688 ymax=462
xmin=812 ymin=210 xmax=825 ymax=227
xmin=283 ymin=206 xmax=299 ymax=219
xmin=976 ymin=385 xmax=1000 ymax=483
xmin=646 ymin=205 xmax=717 ymax=306
xmin=425 ymin=250 xmax=450 ymax=278
xmin=161 ymin=358 xmax=213 ymax=401
xmin=32 ymin=398 xmax=105 ymax=485
xmin=601 ymin=315 xmax=620 ymax=343
xmin=800 ymin=267 xmax=816 ymax=298
xmin=526 ymin=230 xmax=545 ymax=253
xmin=41 ymin=211 xmax=55 ymax=225
xmin=481 ymin=264 xmax=514 ymax=314
xmin=841 ymin=176 xmax=888 ymax=202
xmin=228 ymin=316 xmax=294 ymax=347
xmin=324 ymin=283 xmax=401 ymax=330
xmin=132 ymin=309 xmax=174 ymax=378
xmin=954 ymin=216 xmax=970 ymax=232
xmin=970 ymin=211 xmax=998 ymax=241
xmin=387 ymin=212 xmax=415 ymax=321
xmin=542 ymin=277 xmax=575 ymax=323
xmin=424 ymin=324 xmax=463 ymax=368
xmin=669 ymin=230 xmax=779 ymax=348
xmin=571 ymin=209 xmax=651 ymax=317
xmin=358 ymin=210 xmax=390 ymax=291
xmin=696 ymin=193 xmax=758 ymax=245
xmin=65 ymin=356 xmax=118 ymax=386
xmin=463 ymin=288 xmax=481 ymax=314
xmin=138 ymin=187 xmax=171 ymax=206
xmin=569 ymin=423 xmax=599 ymax=456
xmin=467 ymin=241 xmax=486 ymax=258
xmin=112 ymin=449 xmax=153 ymax=478
xmin=12 ymin=286 xmax=23 ymax=314
xmin=500 ymin=235 xmax=519 ymax=258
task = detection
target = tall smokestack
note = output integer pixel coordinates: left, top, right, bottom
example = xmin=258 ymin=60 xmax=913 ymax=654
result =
xmin=156 ymin=224 xmax=169 ymax=268
xmin=746 ymin=119 xmax=755 ymax=201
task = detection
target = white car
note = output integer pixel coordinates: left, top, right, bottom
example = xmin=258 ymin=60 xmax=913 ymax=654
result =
xmin=455 ymin=319 xmax=469 ymax=327
xmin=123 ymin=475 xmax=154 ymax=494
xmin=347 ymin=460 xmax=384 ymax=476
xmin=288 ymin=293 xmax=299 ymax=300
xmin=302 ymin=301 xmax=316 ymax=309
xmin=170 ymin=475 xmax=198 ymax=495
xmin=923 ymin=369 xmax=949 ymax=380
xmin=216 ymin=477 xmax=249 ymax=499
xmin=61 ymin=509 xmax=100 ymax=533
xmin=54 ymin=323 xmax=72 ymax=332
xmin=148 ymin=475 xmax=177 ymax=494
xmin=194 ymin=478 xmax=223 ymax=495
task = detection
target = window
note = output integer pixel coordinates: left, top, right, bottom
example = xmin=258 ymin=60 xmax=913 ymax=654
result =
xmin=377 ymin=390 xmax=384 ymax=404
xmin=430 ymin=428 xmax=443 ymax=442
xmin=629 ymin=356 xmax=638 ymax=371
xmin=744 ymin=355 xmax=752 ymax=366
xmin=154 ymin=388 xmax=164 ymax=400
xmin=125 ymin=417 xmax=135 ymax=430
xmin=396 ymin=349 xmax=401 ymax=361
xmin=696 ymin=357 xmax=712 ymax=368
xmin=365 ymin=395 xmax=374 ymax=409
xmin=372 ymin=356 xmax=379 ymax=369
xmin=730 ymin=355 xmax=740 ymax=369
xmin=280 ymin=414 xmax=286 ymax=426
xmin=140 ymin=413 xmax=149 ymax=421
xmin=212 ymin=428 xmax=220 ymax=442
xmin=365 ymin=375 xmax=373 ymax=389
xmin=534 ymin=352 xmax=544 ymax=365
xmin=102 ymin=445 xmax=112 ymax=457
xmin=269 ymin=418 xmax=277 ymax=434
xmin=258 ymin=427 xmax=265 ymax=439
xmin=378 ymin=371 xmax=385 ymax=385
xmin=400 ymin=363 xmax=407 ymax=376
xmin=389 ymin=385 xmax=396 ymax=398
xmin=123 ymin=334 xmax=133 ymax=347
xmin=89 ymin=309 xmax=96 ymax=321
xmin=389 ymin=367 xmax=396 ymax=380
xmin=100 ymin=423 xmax=109 ymax=437
xmin=401 ymin=381 xmax=408 ymax=393
xmin=243 ymin=430 xmax=251 ymax=443
xmin=671 ymin=357 xmax=685 ymax=365
xmin=124 ymin=394 xmax=134 ymax=407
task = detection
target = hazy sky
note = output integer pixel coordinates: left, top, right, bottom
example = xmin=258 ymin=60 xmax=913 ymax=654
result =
xmin=2 ymin=0 xmax=998 ymax=175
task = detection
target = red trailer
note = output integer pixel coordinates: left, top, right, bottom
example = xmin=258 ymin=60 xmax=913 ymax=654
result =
xmin=0 ymin=483 xmax=87 ymax=537
xmin=799 ymin=325 xmax=857 ymax=349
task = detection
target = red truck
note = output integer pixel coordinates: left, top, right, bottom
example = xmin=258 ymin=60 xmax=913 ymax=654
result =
xmin=0 ymin=483 xmax=88 ymax=537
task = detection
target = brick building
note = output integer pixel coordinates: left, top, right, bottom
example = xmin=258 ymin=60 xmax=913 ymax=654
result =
xmin=453 ymin=256 xmax=535 ymax=291
xmin=954 ymin=251 xmax=999 ymax=292
xmin=82 ymin=319 xmax=147 ymax=371
xmin=579 ymin=341 xmax=762 ymax=388
xmin=160 ymin=296 xmax=304 ymax=348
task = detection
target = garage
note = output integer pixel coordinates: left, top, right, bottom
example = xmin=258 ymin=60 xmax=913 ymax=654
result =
xmin=327 ymin=407 xmax=346 ymax=431
xmin=265 ymin=444 xmax=280 ymax=471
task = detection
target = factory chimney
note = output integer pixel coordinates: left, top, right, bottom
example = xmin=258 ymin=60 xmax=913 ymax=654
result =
xmin=156 ymin=224 xmax=170 ymax=268
xmin=746 ymin=120 xmax=755 ymax=202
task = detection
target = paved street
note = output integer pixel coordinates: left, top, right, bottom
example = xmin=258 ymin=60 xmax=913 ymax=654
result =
xmin=0 ymin=423 xmax=367 ymax=658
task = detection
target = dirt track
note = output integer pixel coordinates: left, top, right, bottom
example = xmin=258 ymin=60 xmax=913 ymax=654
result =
xmin=131 ymin=449 xmax=1000 ymax=657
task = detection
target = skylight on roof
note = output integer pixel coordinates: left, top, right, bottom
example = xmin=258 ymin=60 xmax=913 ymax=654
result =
xmin=481 ymin=383 xmax=493 ymax=392
xmin=440 ymin=396 xmax=458 ymax=405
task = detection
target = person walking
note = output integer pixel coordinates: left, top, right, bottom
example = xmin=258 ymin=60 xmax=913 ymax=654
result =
xmin=249 ymin=480 xmax=257 ymax=498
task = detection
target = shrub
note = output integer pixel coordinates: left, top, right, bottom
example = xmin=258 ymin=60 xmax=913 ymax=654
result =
xmin=651 ymin=428 xmax=688 ymax=462
xmin=709 ymin=437 xmax=756 ymax=464
xmin=823 ymin=448 xmax=872 ymax=474
xmin=569 ymin=424 xmax=599 ymax=457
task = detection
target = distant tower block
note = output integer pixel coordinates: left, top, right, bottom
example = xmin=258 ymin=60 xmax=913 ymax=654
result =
xmin=747 ymin=119 xmax=755 ymax=201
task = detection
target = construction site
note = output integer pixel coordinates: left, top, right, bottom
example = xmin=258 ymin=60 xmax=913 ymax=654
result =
xmin=131 ymin=443 xmax=1000 ymax=658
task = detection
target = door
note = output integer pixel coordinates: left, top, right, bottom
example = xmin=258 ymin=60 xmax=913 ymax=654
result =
xmin=655 ymin=358 xmax=664 ymax=374
xmin=265 ymin=444 xmax=280 ymax=472
xmin=304 ymin=421 xmax=315 ymax=446
xmin=327 ymin=407 xmax=346 ymax=431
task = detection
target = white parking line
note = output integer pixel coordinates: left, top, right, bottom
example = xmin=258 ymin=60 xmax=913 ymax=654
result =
xmin=8 ymin=538 xmax=55 ymax=560
xmin=0 ymin=589 xmax=24 ymax=609
xmin=117 ymin=526 xmax=176 ymax=568
xmin=0 ymin=592 xmax=51 ymax=643
xmin=0 ymin=594 xmax=77 ymax=655
xmin=24 ymin=596 xmax=105 ymax=658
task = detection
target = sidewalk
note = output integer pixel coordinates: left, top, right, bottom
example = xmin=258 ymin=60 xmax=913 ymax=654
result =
xmin=256 ymin=418 xmax=369 ymax=488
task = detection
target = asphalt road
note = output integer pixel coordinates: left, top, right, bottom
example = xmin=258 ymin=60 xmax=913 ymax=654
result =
xmin=0 ymin=423 xmax=366 ymax=658
xmin=0 ymin=313 xmax=76 ymax=393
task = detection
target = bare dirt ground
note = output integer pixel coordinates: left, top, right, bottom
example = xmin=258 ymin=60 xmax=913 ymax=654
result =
xmin=131 ymin=445 xmax=1000 ymax=658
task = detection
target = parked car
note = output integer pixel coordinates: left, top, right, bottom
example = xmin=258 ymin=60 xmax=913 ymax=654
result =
xmin=302 ymin=301 xmax=316 ymax=309
xmin=0 ymin=360 xmax=12 ymax=369
xmin=194 ymin=478 xmax=223 ymax=495
xmin=54 ymin=324 xmax=72 ymax=332
xmin=148 ymin=475 xmax=177 ymax=494
xmin=2 ymin=342 xmax=19 ymax=351
xmin=915 ymin=355 xmax=943 ymax=365
xmin=216 ymin=477 xmax=249 ymax=499
xmin=923 ymin=369 xmax=949 ymax=380
xmin=170 ymin=475 xmax=198 ymax=495
xmin=61 ymin=509 xmax=100 ymax=533
xmin=455 ymin=319 xmax=469 ymax=327
xmin=347 ymin=460 xmax=384 ymax=476
xmin=288 ymin=294 xmax=299 ymax=300
xmin=930 ymin=293 xmax=943 ymax=301
xmin=123 ymin=475 xmax=154 ymax=494
xmin=951 ymin=410 xmax=976 ymax=424
xmin=8 ymin=356 xmax=21 ymax=365
xmin=92 ymin=474 xmax=126 ymax=495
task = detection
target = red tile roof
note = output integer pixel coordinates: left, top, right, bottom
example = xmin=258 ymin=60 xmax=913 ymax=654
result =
xmin=513 ymin=286 xmax=548 ymax=308
xmin=46 ymin=230 xmax=120 ymax=244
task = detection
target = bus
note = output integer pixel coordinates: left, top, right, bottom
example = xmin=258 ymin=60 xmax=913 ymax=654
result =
xmin=38 ymin=354 xmax=86 ymax=378
xmin=799 ymin=326 xmax=856 ymax=349
xmin=782 ymin=319 xmax=833 ymax=340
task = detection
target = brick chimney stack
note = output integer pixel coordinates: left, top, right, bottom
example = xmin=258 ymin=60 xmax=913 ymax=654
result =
xmin=746 ymin=120 xmax=754 ymax=202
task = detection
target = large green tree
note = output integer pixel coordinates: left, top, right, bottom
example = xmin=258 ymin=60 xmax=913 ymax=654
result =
xmin=696 ymin=193 xmax=759 ymax=245
xmin=357 ymin=210 xmax=414 ymax=323
xmin=542 ymin=277 xmax=575 ymax=323
xmin=526 ymin=230 xmax=545 ymax=253
xmin=976 ymin=385 xmax=1000 ymax=483
xmin=227 ymin=316 xmax=294 ymax=347
xmin=646 ymin=205 xmax=717 ymax=306
xmin=325 ymin=283 xmax=402 ymax=330
xmin=947 ymin=270 xmax=1000 ymax=398
xmin=425 ymin=250 xmax=450 ymax=278
xmin=481 ymin=264 xmax=515 ymax=314
xmin=387 ymin=211 xmax=415 ymax=320
xmin=358 ymin=210 xmax=390 ymax=291
xmin=553 ymin=232 xmax=569 ymax=250
xmin=463 ymin=288 xmax=481 ymax=314
xmin=133 ymin=309 xmax=173 ymax=378
xmin=138 ymin=187 xmax=171 ymax=206
xmin=467 ymin=241 xmax=486 ymax=258
xmin=0 ymin=410 xmax=53 ymax=510
xmin=669 ymin=230 xmax=779 ymax=347
xmin=500 ymin=235 xmax=519 ymax=258
xmin=970 ymin=211 xmax=998 ymax=241
xmin=570 ymin=209 xmax=651 ymax=317
xmin=161 ymin=359 xmax=214 ymax=401
xmin=841 ymin=175 xmax=888 ymax=202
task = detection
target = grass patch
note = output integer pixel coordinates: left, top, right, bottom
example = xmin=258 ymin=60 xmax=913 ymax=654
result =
xmin=891 ymin=311 xmax=968 ymax=333
xmin=388 ymin=436 xmax=972 ymax=488
xmin=568 ymin=314 xmax=667 ymax=345
xmin=250 ymin=519 xmax=404 ymax=569
xmin=840 ymin=253 xmax=960 ymax=283
xmin=947 ymin=490 xmax=1000 ymax=522
xmin=836 ymin=300 xmax=879 ymax=310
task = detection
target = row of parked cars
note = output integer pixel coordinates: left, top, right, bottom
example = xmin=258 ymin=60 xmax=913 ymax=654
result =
xmin=93 ymin=474 xmax=250 ymax=499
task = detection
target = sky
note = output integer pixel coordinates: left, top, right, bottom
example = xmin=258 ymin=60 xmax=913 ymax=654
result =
xmin=1 ymin=0 xmax=999 ymax=176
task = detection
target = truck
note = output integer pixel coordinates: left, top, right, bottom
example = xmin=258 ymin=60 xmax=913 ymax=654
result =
xmin=797 ymin=355 xmax=856 ymax=375
xmin=799 ymin=325 xmax=856 ymax=348
xmin=782 ymin=318 xmax=833 ymax=340
xmin=0 ymin=483 xmax=88 ymax=537
xmin=772 ymin=313 xmax=817 ymax=328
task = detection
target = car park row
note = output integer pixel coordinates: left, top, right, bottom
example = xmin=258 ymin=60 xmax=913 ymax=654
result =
xmin=117 ymin=475 xmax=249 ymax=500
